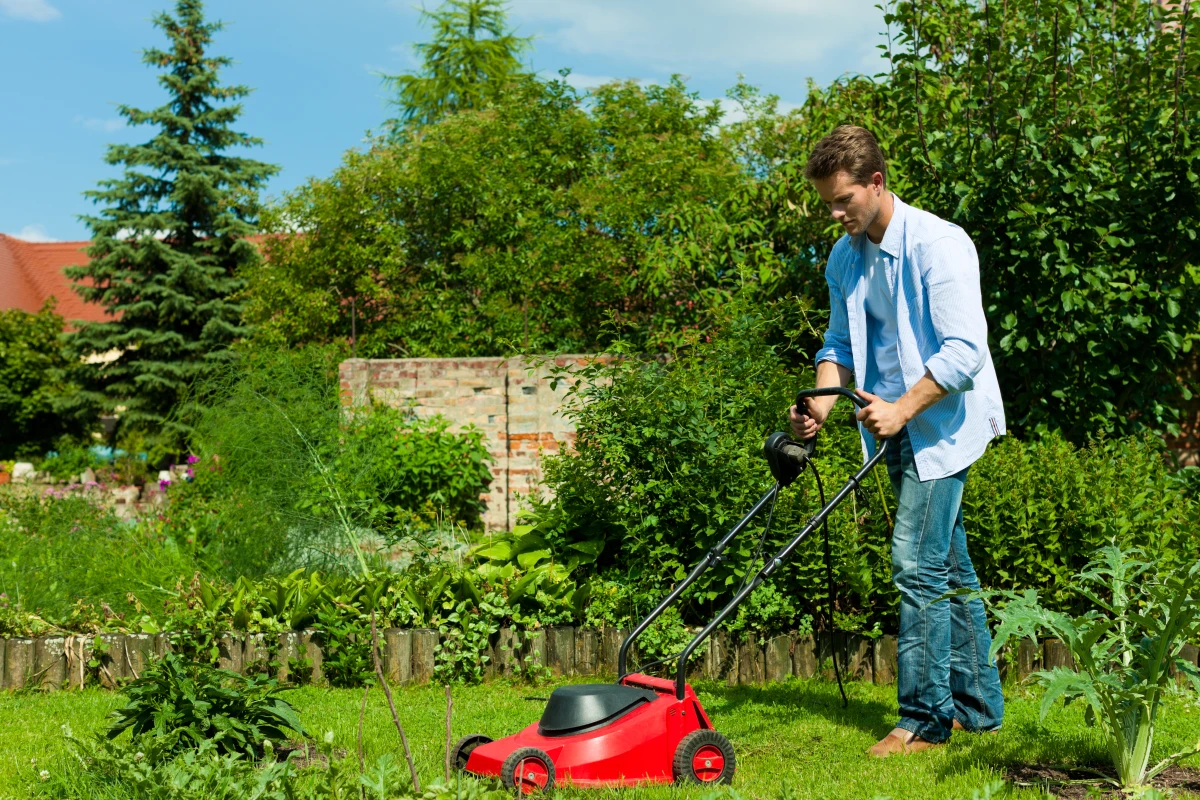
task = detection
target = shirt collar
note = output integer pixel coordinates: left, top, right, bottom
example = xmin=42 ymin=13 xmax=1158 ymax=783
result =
xmin=879 ymin=194 xmax=904 ymax=258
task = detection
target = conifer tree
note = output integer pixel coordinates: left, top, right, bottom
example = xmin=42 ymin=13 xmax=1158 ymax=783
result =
xmin=385 ymin=0 xmax=531 ymax=130
xmin=66 ymin=0 xmax=278 ymax=442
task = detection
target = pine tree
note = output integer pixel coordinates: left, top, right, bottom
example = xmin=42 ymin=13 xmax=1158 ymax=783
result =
xmin=385 ymin=0 xmax=531 ymax=131
xmin=65 ymin=0 xmax=278 ymax=443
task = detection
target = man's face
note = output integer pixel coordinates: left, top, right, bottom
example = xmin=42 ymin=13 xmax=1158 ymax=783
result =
xmin=811 ymin=170 xmax=885 ymax=237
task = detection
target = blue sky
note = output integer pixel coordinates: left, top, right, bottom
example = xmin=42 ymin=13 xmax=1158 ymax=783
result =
xmin=0 ymin=0 xmax=889 ymax=243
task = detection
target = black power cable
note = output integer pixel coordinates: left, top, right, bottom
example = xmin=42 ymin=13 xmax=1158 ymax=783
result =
xmin=810 ymin=460 xmax=848 ymax=708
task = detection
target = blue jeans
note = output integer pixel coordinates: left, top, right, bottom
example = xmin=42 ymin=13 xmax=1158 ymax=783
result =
xmin=885 ymin=429 xmax=1004 ymax=742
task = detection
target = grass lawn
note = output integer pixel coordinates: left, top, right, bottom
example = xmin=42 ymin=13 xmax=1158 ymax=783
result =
xmin=1 ymin=676 xmax=1197 ymax=799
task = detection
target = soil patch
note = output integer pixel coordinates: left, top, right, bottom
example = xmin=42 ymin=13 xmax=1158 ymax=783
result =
xmin=1006 ymin=764 xmax=1200 ymax=799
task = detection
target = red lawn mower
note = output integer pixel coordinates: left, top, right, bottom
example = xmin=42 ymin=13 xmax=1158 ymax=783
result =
xmin=454 ymin=388 xmax=889 ymax=793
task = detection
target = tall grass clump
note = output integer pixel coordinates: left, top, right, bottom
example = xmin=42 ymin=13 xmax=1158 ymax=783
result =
xmin=0 ymin=493 xmax=197 ymax=628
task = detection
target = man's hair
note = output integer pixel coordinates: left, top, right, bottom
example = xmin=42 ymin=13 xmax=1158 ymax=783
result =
xmin=803 ymin=125 xmax=887 ymax=187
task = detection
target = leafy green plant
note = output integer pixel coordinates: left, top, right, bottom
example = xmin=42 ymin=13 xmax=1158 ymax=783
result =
xmin=356 ymin=404 xmax=493 ymax=529
xmin=980 ymin=546 xmax=1200 ymax=788
xmin=37 ymin=732 xmax=299 ymax=800
xmin=313 ymin=606 xmax=374 ymax=689
xmin=107 ymin=653 xmax=307 ymax=757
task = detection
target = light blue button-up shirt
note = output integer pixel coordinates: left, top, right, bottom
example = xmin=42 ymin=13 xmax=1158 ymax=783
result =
xmin=815 ymin=195 xmax=1006 ymax=481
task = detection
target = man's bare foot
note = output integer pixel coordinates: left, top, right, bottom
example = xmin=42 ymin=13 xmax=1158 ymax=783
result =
xmin=867 ymin=727 xmax=943 ymax=758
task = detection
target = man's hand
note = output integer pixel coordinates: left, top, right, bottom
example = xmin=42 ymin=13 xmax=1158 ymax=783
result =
xmin=855 ymin=389 xmax=909 ymax=439
xmin=788 ymin=397 xmax=828 ymax=440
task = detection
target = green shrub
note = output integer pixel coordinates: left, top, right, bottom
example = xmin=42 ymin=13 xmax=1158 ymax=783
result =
xmin=177 ymin=346 xmax=493 ymax=578
xmin=0 ymin=301 xmax=92 ymax=459
xmin=107 ymin=653 xmax=307 ymax=757
xmin=354 ymin=404 xmax=493 ymax=529
xmin=965 ymin=434 xmax=1200 ymax=611
xmin=535 ymin=300 xmax=893 ymax=636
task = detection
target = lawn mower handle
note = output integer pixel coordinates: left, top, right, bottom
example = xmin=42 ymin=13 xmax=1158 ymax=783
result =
xmin=672 ymin=390 xmax=892 ymax=700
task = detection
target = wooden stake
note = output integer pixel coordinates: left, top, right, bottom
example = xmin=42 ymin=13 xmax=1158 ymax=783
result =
xmin=370 ymin=610 xmax=420 ymax=792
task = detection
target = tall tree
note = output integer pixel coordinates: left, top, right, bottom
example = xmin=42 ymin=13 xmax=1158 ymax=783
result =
xmin=384 ymin=0 xmax=531 ymax=131
xmin=65 ymin=0 xmax=278 ymax=443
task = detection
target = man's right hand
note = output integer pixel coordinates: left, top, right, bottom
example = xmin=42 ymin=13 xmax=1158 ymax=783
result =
xmin=788 ymin=397 xmax=828 ymax=441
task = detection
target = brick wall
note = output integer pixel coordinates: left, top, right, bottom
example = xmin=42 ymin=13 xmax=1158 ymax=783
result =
xmin=339 ymin=356 xmax=593 ymax=530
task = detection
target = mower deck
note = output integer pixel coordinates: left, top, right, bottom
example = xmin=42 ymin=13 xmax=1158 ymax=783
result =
xmin=463 ymin=673 xmax=718 ymax=789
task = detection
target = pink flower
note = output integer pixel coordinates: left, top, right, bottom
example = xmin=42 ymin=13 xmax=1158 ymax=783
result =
xmin=186 ymin=455 xmax=200 ymax=465
xmin=159 ymin=479 xmax=171 ymax=491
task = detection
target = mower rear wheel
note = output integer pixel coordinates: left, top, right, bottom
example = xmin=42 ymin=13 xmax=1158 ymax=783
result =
xmin=673 ymin=729 xmax=736 ymax=785
xmin=502 ymin=747 xmax=556 ymax=795
xmin=450 ymin=734 xmax=493 ymax=772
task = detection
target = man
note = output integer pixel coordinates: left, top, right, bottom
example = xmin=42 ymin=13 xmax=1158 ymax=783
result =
xmin=789 ymin=125 xmax=1005 ymax=757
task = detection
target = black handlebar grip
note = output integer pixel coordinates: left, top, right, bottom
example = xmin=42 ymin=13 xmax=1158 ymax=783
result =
xmin=795 ymin=386 xmax=869 ymax=411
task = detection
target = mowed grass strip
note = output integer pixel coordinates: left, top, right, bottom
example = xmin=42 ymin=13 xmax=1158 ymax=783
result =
xmin=1 ymin=677 xmax=1197 ymax=799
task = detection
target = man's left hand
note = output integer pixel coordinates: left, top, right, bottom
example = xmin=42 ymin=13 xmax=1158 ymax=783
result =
xmin=855 ymin=389 xmax=908 ymax=438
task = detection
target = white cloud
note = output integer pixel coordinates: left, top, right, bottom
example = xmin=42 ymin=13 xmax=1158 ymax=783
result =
xmin=559 ymin=72 xmax=644 ymax=91
xmin=8 ymin=225 xmax=59 ymax=243
xmin=0 ymin=0 xmax=61 ymax=22
xmin=74 ymin=116 xmax=124 ymax=133
xmin=508 ymin=0 xmax=886 ymax=75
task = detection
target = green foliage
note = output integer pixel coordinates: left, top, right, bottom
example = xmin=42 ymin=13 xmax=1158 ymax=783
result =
xmin=64 ymin=0 xmax=278 ymax=441
xmin=868 ymin=0 xmax=1200 ymax=440
xmin=249 ymin=74 xmax=739 ymax=357
xmin=108 ymin=652 xmax=307 ymax=757
xmin=982 ymin=547 xmax=1200 ymax=788
xmin=725 ymin=583 xmax=813 ymax=648
xmin=356 ymin=405 xmax=493 ymax=529
xmin=38 ymin=727 xmax=509 ymax=800
xmin=40 ymin=733 xmax=301 ymax=800
xmin=313 ymin=607 xmax=373 ymax=689
xmin=0 ymin=302 xmax=90 ymax=458
xmin=0 ymin=493 xmax=197 ymax=629
xmin=180 ymin=347 xmax=490 ymax=578
xmin=536 ymin=300 xmax=889 ymax=634
xmin=384 ymin=0 xmax=531 ymax=131
xmin=964 ymin=434 xmax=1200 ymax=610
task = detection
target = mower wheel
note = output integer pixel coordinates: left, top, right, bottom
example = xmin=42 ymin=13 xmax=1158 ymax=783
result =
xmin=501 ymin=747 xmax=556 ymax=795
xmin=450 ymin=734 xmax=493 ymax=772
xmin=672 ymin=729 xmax=736 ymax=785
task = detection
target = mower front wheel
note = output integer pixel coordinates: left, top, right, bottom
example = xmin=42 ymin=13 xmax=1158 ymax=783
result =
xmin=673 ymin=729 xmax=736 ymax=785
xmin=450 ymin=734 xmax=493 ymax=772
xmin=502 ymin=746 xmax=556 ymax=795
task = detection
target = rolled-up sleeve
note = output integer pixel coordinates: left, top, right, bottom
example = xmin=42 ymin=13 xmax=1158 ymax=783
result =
xmin=815 ymin=260 xmax=854 ymax=370
xmin=921 ymin=235 xmax=989 ymax=393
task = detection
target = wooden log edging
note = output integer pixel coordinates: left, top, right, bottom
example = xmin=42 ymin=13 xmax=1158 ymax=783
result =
xmin=2 ymin=627 xmax=1195 ymax=692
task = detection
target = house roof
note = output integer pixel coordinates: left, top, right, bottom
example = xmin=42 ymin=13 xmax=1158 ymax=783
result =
xmin=0 ymin=233 xmax=108 ymax=324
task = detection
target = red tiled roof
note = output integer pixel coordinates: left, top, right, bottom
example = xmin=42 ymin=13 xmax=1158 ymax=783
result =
xmin=0 ymin=234 xmax=270 ymax=327
xmin=0 ymin=233 xmax=108 ymax=324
